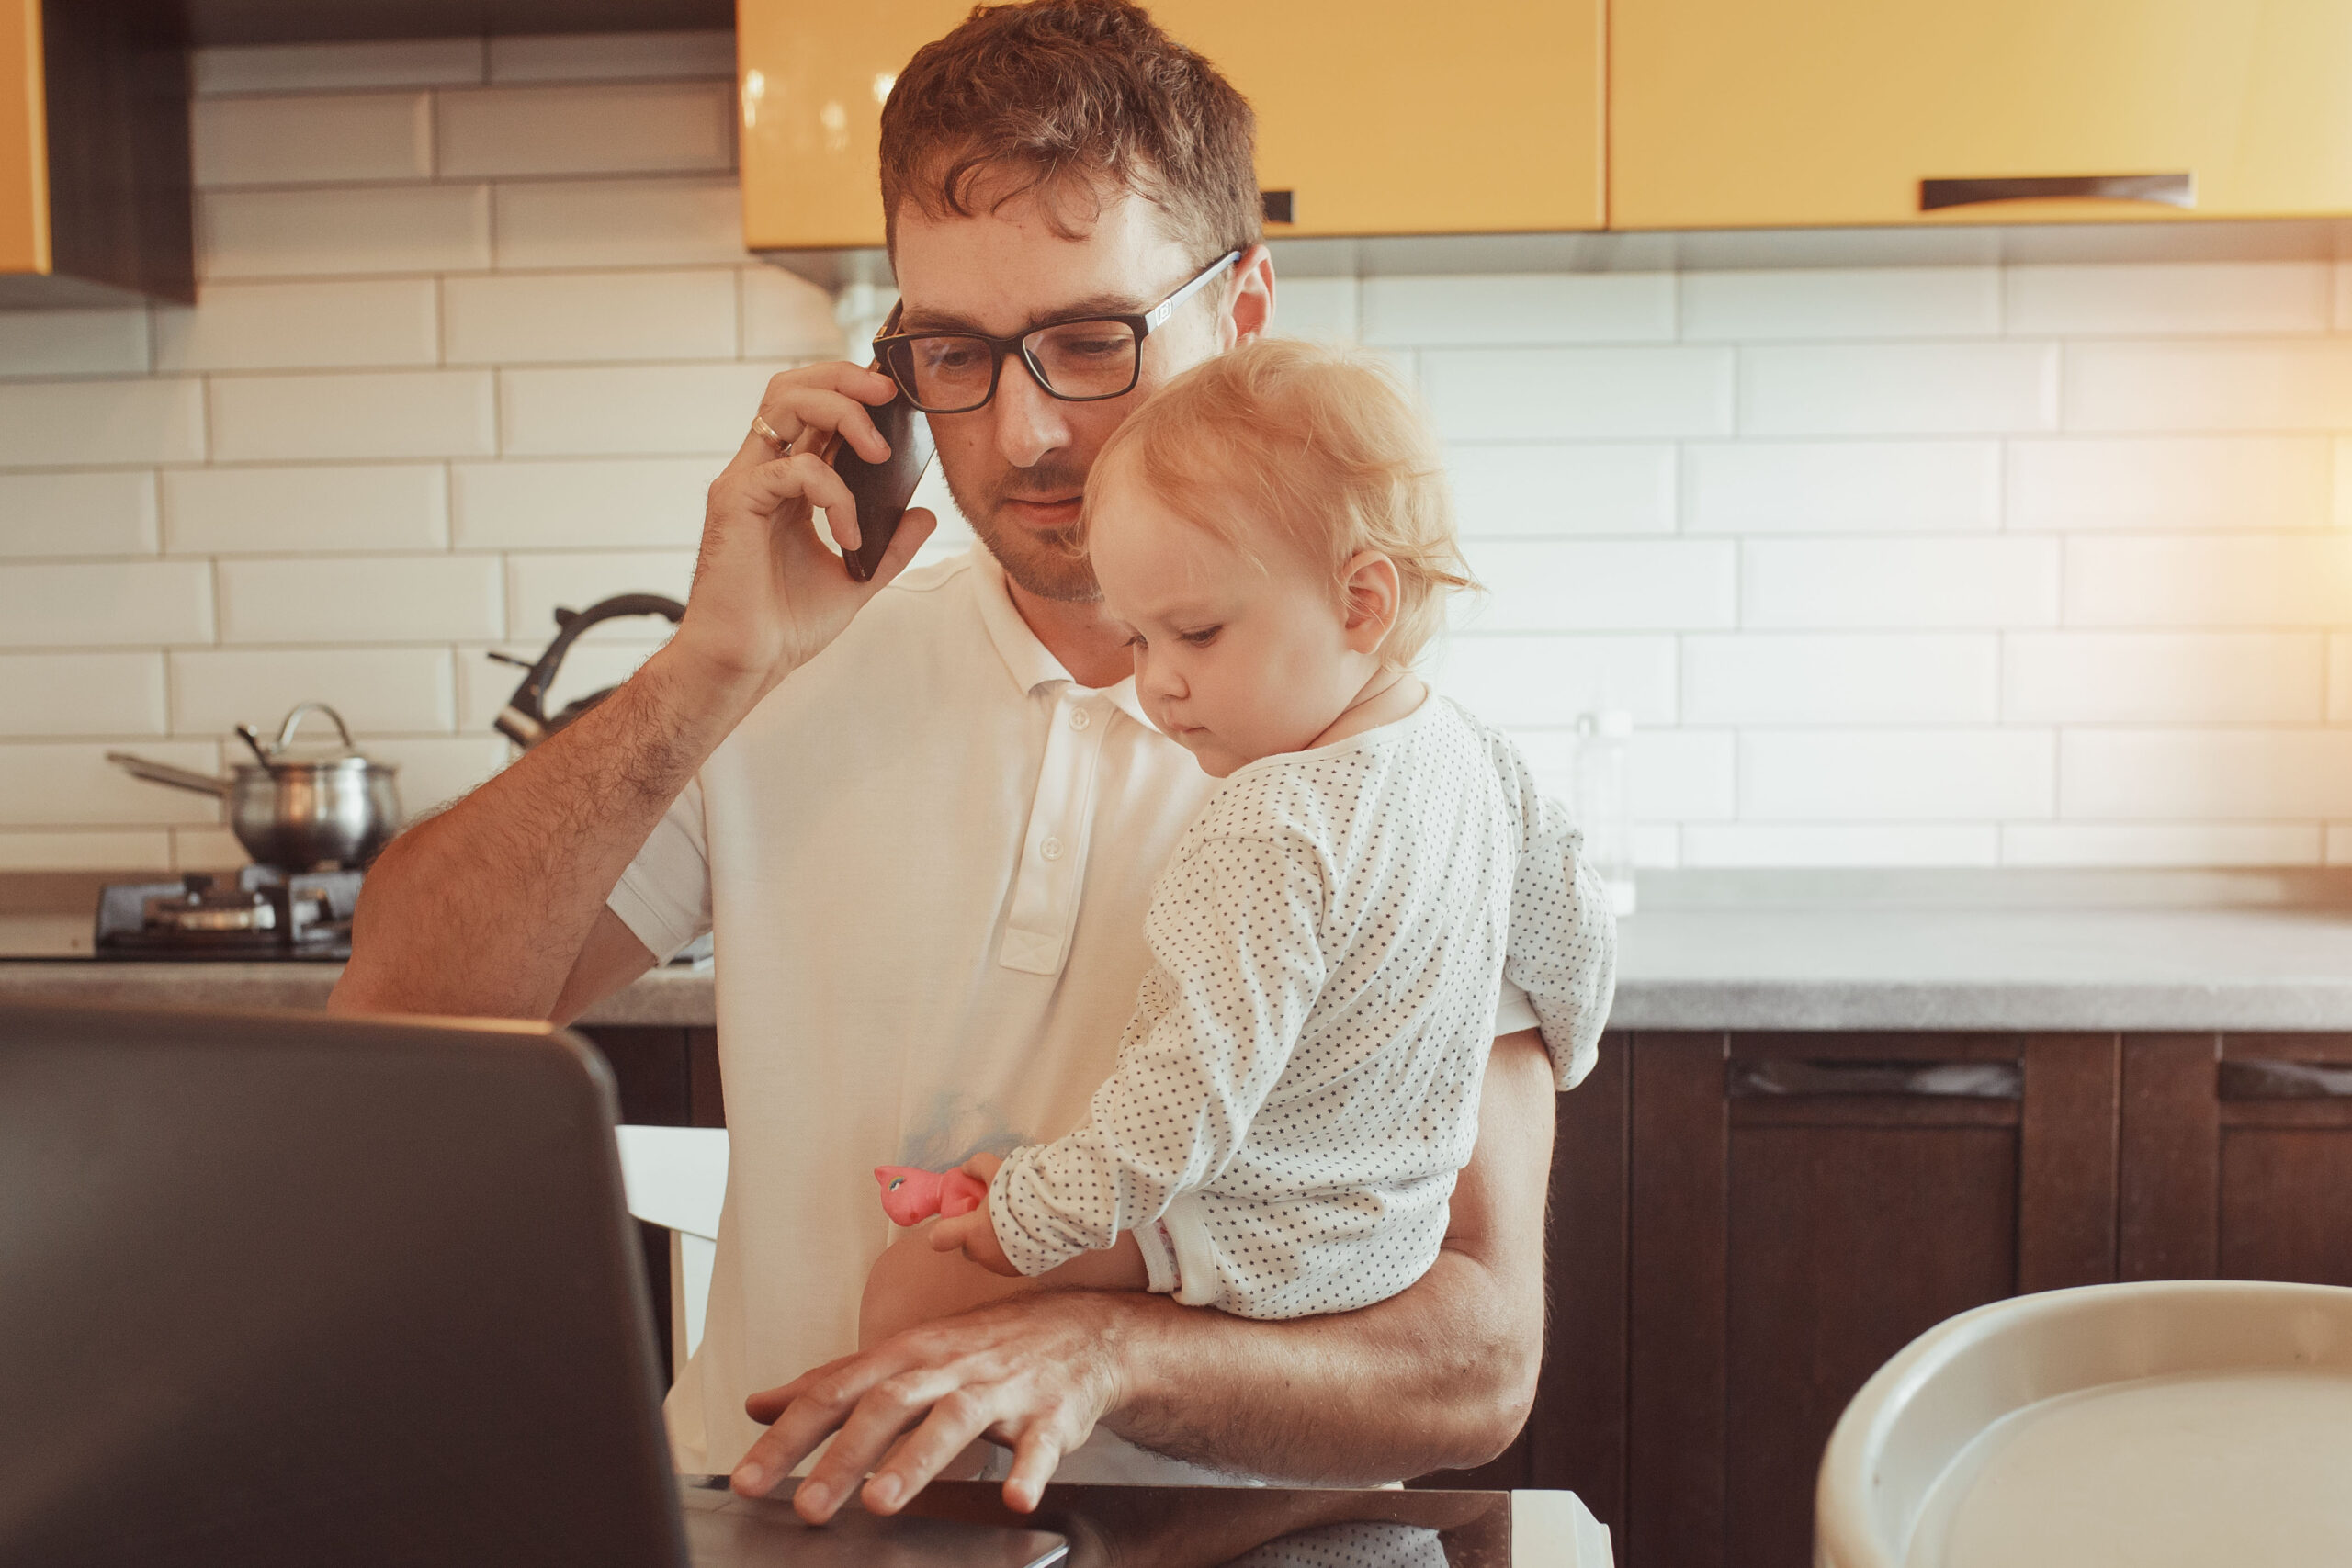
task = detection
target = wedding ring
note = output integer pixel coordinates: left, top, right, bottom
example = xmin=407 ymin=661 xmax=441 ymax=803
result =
xmin=750 ymin=414 xmax=788 ymax=450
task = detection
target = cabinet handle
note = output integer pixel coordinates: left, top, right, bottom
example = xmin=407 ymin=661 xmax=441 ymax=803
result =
xmin=2220 ymin=1059 xmax=2352 ymax=1100
xmin=1918 ymin=173 xmax=2194 ymax=212
xmin=1728 ymin=1059 xmax=2020 ymax=1100
xmin=1261 ymin=189 xmax=1295 ymax=225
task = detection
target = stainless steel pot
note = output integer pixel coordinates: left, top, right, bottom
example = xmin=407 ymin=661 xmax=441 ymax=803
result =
xmin=108 ymin=704 xmax=403 ymax=872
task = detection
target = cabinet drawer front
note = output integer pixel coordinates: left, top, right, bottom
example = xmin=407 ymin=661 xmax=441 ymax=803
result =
xmin=1611 ymin=0 xmax=2352 ymax=229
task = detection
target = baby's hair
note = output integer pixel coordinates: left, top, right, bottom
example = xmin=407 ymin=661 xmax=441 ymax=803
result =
xmin=1080 ymin=335 xmax=1476 ymax=668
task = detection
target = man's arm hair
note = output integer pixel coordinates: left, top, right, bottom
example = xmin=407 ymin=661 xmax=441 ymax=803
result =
xmin=1105 ymin=1027 xmax=1554 ymax=1480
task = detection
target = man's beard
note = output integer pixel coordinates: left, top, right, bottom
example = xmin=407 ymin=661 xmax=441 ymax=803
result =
xmin=945 ymin=457 xmax=1102 ymax=604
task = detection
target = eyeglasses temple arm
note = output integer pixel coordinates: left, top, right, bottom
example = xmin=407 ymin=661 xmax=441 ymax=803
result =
xmin=1142 ymin=249 xmax=1243 ymax=333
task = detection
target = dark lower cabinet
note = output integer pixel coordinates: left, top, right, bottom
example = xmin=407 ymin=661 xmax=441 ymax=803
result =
xmin=1479 ymin=1028 xmax=2352 ymax=1568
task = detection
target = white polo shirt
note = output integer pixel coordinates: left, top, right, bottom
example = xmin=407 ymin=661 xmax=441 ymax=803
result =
xmin=608 ymin=547 xmax=1540 ymax=1477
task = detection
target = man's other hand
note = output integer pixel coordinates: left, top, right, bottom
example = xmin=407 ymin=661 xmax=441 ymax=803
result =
xmin=732 ymin=1291 xmax=1126 ymax=1522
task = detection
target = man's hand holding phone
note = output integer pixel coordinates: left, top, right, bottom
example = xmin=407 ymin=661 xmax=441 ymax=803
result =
xmin=668 ymin=361 xmax=940 ymax=708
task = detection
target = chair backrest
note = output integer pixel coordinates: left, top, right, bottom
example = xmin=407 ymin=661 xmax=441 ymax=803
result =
xmin=616 ymin=1124 xmax=729 ymax=1240
xmin=1816 ymin=1280 xmax=2352 ymax=1568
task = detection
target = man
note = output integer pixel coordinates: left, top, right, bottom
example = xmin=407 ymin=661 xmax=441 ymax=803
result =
xmin=332 ymin=0 xmax=1611 ymax=1524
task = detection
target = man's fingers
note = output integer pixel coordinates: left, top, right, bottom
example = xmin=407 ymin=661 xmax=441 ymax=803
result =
xmin=1001 ymin=1425 xmax=1067 ymax=1514
xmin=797 ymin=1365 xmax=994 ymax=1522
xmin=838 ymin=1382 xmax=1007 ymax=1518
xmin=763 ymin=380 xmax=896 ymax=466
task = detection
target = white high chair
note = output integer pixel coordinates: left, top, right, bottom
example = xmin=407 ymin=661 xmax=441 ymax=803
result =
xmin=613 ymin=1125 xmax=729 ymax=1382
xmin=1815 ymin=1279 xmax=2352 ymax=1568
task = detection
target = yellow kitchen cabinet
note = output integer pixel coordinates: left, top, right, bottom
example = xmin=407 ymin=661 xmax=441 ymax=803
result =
xmin=1611 ymin=0 xmax=2352 ymax=229
xmin=3 ymin=0 xmax=44 ymax=276
xmin=1 ymin=0 xmax=190 ymax=307
xmin=739 ymin=0 xmax=1603 ymax=254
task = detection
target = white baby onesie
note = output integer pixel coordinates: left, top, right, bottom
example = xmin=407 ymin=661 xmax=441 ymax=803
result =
xmin=985 ymin=694 xmax=1615 ymax=1320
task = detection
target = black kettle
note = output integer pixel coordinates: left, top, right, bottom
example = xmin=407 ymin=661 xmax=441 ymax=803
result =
xmin=492 ymin=594 xmax=685 ymax=749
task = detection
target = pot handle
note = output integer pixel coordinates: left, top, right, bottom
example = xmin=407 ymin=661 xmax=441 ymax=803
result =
xmin=107 ymin=751 xmax=232 ymax=798
xmin=273 ymin=702 xmax=358 ymax=755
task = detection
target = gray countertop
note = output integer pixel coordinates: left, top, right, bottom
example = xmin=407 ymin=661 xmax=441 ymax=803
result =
xmin=11 ymin=871 xmax=2352 ymax=1032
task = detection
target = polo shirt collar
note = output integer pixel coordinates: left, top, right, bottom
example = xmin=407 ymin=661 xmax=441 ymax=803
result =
xmin=968 ymin=547 xmax=1154 ymax=730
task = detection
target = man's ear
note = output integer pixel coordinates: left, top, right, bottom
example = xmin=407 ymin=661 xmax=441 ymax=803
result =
xmin=1339 ymin=550 xmax=1403 ymax=656
xmin=1223 ymin=244 xmax=1276 ymax=347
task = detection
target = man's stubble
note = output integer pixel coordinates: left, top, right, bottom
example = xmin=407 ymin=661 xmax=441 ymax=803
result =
xmin=944 ymin=455 xmax=1103 ymax=604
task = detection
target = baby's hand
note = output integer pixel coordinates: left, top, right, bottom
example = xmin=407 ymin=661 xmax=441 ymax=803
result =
xmin=928 ymin=1154 xmax=1017 ymax=1276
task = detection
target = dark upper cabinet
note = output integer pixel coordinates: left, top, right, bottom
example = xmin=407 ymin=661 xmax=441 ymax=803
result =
xmin=2 ymin=0 xmax=190 ymax=308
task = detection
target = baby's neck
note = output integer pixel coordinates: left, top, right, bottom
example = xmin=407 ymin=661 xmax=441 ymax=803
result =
xmin=1306 ymin=667 xmax=1426 ymax=752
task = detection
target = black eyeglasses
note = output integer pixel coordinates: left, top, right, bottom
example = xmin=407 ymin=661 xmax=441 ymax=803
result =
xmin=873 ymin=250 xmax=1242 ymax=414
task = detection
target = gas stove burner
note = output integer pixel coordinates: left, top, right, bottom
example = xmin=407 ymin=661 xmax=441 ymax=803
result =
xmin=96 ymin=865 xmax=363 ymax=961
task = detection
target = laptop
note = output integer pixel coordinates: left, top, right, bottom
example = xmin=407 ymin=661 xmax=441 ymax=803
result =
xmin=0 ymin=1000 xmax=1066 ymax=1568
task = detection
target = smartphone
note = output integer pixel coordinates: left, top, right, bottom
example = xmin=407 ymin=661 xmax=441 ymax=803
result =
xmin=828 ymin=390 xmax=936 ymax=581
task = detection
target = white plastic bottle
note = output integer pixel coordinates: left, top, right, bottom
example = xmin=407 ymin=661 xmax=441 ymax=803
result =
xmin=1572 ymin=709 xmax=1637 ymax=917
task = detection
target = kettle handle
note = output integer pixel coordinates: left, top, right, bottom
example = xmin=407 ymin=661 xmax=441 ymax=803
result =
xmin=273 ymin=702 xmax=358 ymax=754
xmin=107 ymin=751 xmax=232 ymax=798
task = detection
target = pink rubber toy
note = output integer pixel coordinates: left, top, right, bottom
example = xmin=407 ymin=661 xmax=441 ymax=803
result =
xmin=875 ymin=1165 xmax=989 ymax=1227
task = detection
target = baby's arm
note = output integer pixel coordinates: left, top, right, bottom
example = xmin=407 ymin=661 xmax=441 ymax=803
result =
xmin=988 ymin=833 xmax=1329 ymax=1278
xmin=1491 ymin=739 xmax=1617 ymax=1089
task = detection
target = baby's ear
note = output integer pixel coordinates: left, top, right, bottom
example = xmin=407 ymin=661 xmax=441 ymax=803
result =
xmin=1340 ymin=550 xmax=1403 ymax=652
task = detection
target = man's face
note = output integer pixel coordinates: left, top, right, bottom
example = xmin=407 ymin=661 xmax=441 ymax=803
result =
xmin=890 ymin=182 xmax=1233 ymax=604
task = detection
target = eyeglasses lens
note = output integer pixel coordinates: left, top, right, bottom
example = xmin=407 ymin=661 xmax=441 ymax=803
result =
xmin=886 ymin=321 xmax=1140 ymax=412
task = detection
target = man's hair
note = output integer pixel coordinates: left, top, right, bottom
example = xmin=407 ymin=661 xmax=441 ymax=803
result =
xmin=1081 ymin=337 xmax=1477 ymax=670
xmin=879 ymin=0 xmax=1262 ymax=263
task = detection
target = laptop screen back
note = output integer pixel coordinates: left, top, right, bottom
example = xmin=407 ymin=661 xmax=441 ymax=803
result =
xmin=0 ymin=1002 xmax=686 ymax=1568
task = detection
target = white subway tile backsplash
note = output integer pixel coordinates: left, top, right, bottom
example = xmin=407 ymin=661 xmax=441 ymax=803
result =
xmin=2006 ymin=263 xmax=2330 ymax=338
xmin=191 ymin=39 xmax=485 ymax=96
xmin=437 ymin=84 xmax=734 ymax=178
xmin=443 ymin=269 xmax=738 ymax=365
xmin=1683 ymin=635 xmax=1996 ymax=725
xmin=163 ymin=465 xmax=449 ymax=554
xmin=492 ymin=177 xmax=747 ymax=269
xmin=0 ymin=829 xmax=175 ymax=871
xmin=1740 ymin=729 xmax=2054 ymax=821
xmin=1682 ymin=823 xmax=1999 ymax=868
xmin=0 ymin=653 xmax=166 ymax=736
xmin=0 ymin=472 xmax=159 ymax=557
xmin=0 ymin=561 xmax=211 ymax=648
xmin=1743 ymin=537 xmax=2060 ymax=628
xmin=487 ymin=30 xmax=735 ymax=83
xmin=1427 ymin=635 xmax=1678 ymax=727
xmin=451 ymin=457 xmax=707 ymax=548
xmin=1682 ymin=441 xmax=1998 ymax=533
xmin=153 ymin=278 xmax=440 ymax=372
xmin=1421 ymin=347 xmax=1735 ymax=440
xmin=199 ymin=184 xmax=492 ymax=278
xmin=1445 ymin=445 xmax=1675 ymax=536
xmin=0 ymin=379 xmax=204 ymax=468
xmin=2005 ymin=633 xmax=2323 ymax=723
xmin=741 ymin=265 xmax=848 ymax=359
xmin=170 ymin=648 xmax=457 ymax=736
xmin=1741 ymin=343 xmax=2059 ymax=434
xmin=0 ymin=743 xmax=225 ymax=826
xmin=0 ymin=310 xmax=148 ymax=378
xmin=505 ymin=551 xmax=697 ymax=638
xmin=2062 ymin=535 xmax=2352 ymax=627
xmin=190 ymin=93 xmax=434 ymax=187
xmin=209 ymin=370 xmax=497 ymax=462
xmin=1362 ymin=273 xmax=1675 ymax=346
xmin=2064 ymin=340 xmax=2352 ymax=431
xmin=13 ymin=57 xmax=2352 ymax=869
xmin=1680 ymin=267 xmax=1997 ymax=341
xmin=1460 ymin=540 xmax=1736 ymax=631
xmin=2061 ymin=729 xmax=2352 ymax=820
xmin=2001 ymin=823 xmax=2321 ymax=868
xmin=362 ymin=735 xmax=512 ymax=815
xmin=1268 ymin=276 xmax=1358 ymax=344
xmin=499 ymin=363 xmax=781 ymax=456
xmin=217 ymin=556 xmax=502 ymax=643
xmin=2007 ymin=436 xmax=2330 ymax=532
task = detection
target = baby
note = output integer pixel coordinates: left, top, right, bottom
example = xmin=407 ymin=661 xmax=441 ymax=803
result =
xmin=876 ymin=335 xmax=1612 ymax=1330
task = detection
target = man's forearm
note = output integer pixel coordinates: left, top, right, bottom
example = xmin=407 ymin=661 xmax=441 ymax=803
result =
xmin=331 ymin=645 xmax=758 ymax=1020
xmin=1103 ymin=1032 xmax=1556 ymax=1482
